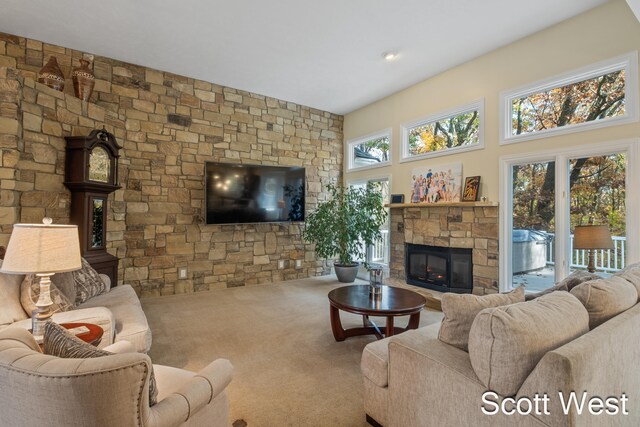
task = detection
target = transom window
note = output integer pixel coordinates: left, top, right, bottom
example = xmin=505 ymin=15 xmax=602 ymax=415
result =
xmin=401 ymin=100 xmax=484 ymax=162
xmin=347 ymin=129 xmax=391 ymax=171
xmin=500 ymin=52 xmax=638 ymax=144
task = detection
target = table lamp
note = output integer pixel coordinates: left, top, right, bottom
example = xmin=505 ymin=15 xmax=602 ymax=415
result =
xmin=573 ymin=225 xmax=614 ymax=273
xmin=0 ymin=218 xmax=81 ymax=335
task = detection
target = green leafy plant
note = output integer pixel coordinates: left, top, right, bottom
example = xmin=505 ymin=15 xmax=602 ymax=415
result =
xmin=303 ymin=182 xmax=387 ymax=266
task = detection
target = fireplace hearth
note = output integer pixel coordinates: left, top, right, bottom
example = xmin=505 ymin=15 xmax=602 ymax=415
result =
xmin=405 ymin=243 xmax=472 ymax=293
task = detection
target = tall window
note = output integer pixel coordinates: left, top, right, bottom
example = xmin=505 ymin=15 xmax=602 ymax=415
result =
xmin=347 ymin=129 xmax=391 ymax=171
xmin=501 ymin=141 xmax=639 ymax=292
xmin=348 ymin=178 xmax=390 ymax=279
xmin=401 ymin=100 xmax=484 ymax=162
xmin=501 ymin=53 xmax=638 ymax=144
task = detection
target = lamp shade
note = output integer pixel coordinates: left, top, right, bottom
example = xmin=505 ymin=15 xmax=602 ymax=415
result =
xmin=573 ymin=225 xmax=614 ymax=250
xmin=0 ymin=223 xmax=81 ymax=274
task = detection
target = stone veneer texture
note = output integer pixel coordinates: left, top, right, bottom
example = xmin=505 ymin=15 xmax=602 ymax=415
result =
xmin=0 ymin=32 xmax=343 ymax=296
xmin=389 ymin=206 xmax=499 ymax=294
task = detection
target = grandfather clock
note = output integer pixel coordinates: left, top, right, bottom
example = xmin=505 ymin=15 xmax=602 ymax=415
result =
xmin=64 ymin=128 xmax=122 ymax=285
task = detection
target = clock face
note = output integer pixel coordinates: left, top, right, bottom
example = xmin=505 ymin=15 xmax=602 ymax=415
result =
xmin=89 ymin=146 xmax=110 ymax=183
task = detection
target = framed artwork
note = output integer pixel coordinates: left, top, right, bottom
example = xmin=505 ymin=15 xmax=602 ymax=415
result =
xmin=410 ymin=163 xmax=462 ymax=204
xmin=390 ymin=194 xmax=404 ymax=204
xmin=462 ymin=176 xmax=481 ymax=202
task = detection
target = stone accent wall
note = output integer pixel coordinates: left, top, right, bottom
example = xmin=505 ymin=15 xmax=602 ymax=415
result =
xmin=389 ymin=205 xmax=499 ymax=294
xmin=0 ymin=32 xmax=343 ymax=297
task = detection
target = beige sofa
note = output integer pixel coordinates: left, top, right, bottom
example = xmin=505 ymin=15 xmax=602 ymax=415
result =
xmin=0 ymin=327 xmax=232 ymax=427
xmin=0 ymin=269 xmax=152 ymax=353
xmin=361 ymin=266 xmax=640 ymax=427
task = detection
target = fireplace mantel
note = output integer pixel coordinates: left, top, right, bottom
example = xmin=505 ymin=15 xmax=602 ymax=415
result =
xmin=386 ymin=201 xmax=498 ymax=208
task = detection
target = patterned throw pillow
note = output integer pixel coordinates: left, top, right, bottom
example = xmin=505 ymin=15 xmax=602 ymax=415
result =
xmin=43 ymin=322 xmax=158 ymax=406
xmin=72 ymin=258 xmax=106 ymax=305
xmin=20 ymin=275 xmax=73 ymax=315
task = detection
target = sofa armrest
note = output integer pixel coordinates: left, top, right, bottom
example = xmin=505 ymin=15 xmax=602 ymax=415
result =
xmin=387 ymin=330 xmax=543 ymax=427
xmin=10 ymin=307 xmax=115 ymax=348
xmin=98 ymin=274 xmax=112 ymax=292
xmin=148 ymin=359 xmax=233 ymax=427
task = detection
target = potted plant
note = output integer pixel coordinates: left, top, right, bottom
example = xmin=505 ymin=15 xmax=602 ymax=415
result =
xmin=303 ymin=182 xmax=388 ymax=282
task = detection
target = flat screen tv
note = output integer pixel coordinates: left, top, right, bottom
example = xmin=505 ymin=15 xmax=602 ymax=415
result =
xmin=205 ymin=162 xmax=305 ymax=224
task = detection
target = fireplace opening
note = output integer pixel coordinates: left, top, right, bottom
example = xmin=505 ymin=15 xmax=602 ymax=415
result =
xmin=405 ymin=243 xmax=472 ymax=293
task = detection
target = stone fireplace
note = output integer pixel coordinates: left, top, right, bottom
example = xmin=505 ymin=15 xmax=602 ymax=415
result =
xmin=389 ymin=204 xmax=499 ymax=294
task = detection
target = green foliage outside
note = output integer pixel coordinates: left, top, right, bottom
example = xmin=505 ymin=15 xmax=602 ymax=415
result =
xmin=355 ymin=136 xmax=389 ymax=162
xmin=302 ymin=183 xmax=388 ymax=266
xmin=512 ymin=154 xmax=626 ymax=237
xmin=512 ymin=70 xmax=625 ymax=135
xmin=408 ymin=110 xmax=479 ymax=155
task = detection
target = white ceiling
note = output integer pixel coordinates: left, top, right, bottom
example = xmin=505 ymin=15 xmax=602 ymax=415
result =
xmin=0 ymin=0 xmax=608 ymax=115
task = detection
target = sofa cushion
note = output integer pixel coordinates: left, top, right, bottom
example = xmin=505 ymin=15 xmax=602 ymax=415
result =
xmin=614 ymin=262 xmax=640 ymax=300
xmin=20 ymin=274 xmax=73 ymax=315
xmin=0 ymin=264 xmax=28 ymax=326
xmin=361 ymin=322 xmax=441 ymax=388
xmin=361 ymin=337 xmax=391 ymax=387
xmin=438 ymin=286 xmax=525 ymax=351
xmin=79 ymin=285 xmax=151 ymax=353
xmin=43 ymin=321 xmax=158 ymax=406
xmin=570 ymin=276 xmax=637 ymax=329
xmin=525 ymin=270 xmax=601 ymax=301
xmin=468 ymin=292 xmax=589 ymax=397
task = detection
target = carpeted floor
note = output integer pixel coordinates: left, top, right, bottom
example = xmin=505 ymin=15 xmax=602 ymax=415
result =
xmin=142 ymin=276 xmax=443 ymax=427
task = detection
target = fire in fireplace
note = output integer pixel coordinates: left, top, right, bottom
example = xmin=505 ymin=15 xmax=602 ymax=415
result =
xmin=405 ymin=243 xmax=472 ymax=293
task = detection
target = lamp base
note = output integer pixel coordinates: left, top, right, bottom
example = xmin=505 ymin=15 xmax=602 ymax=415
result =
xmin=587 ymin=249 xmax=596 ymax=273
xmin=32 ymin=273 xmax=55 ymax=338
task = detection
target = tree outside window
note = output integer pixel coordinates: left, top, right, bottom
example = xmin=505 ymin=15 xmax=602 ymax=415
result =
xmin=512 ymin=70 xmax=625 ymax=136
xmin=408 ymin=110 xmax=479 ymax=156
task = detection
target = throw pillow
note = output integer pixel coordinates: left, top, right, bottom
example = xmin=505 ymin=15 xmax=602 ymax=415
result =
xmin=614 ymin=262 xmax=640 ymax=300
xmin=0 ymin=261 xmax=28 ymax=326
xmin=525 ymin=270 xmax=601 ymax=301
xmin=468 ymin=292 xmax=589 ymax=397
xmin=569 ymin=276 xmax=638 ymax=329
xmin=20 ymin=274 xmax=73 ymax=315
xmin=71 ymin=258 xmax=107 ymax=305
xmin=438 ymin=286 xmax=525 ymax=352
xmin=43 ymin=322 xmax=158 ymax=406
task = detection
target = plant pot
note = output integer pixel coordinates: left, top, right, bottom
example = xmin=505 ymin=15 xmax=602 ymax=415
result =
xmin=334 ymin=262 xmax=359 ymax=283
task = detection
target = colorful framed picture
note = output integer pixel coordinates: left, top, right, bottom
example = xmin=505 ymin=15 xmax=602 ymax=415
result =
xmin=410 ymin=163 xmax=462 ymax=204
xmin=462 ymin=176 xmax=481 ymax=202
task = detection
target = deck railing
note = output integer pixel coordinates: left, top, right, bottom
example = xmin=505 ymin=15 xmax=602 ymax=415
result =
xmin=371 ymin=229 xmax=390 ymax=264
xmin=545 ymin=234 xmax=626 ymax=272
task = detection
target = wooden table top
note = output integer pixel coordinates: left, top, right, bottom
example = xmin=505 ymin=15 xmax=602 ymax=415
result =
xmin=328 ymin=285 xmax=426 ymax=316
xmin=60 ymin=322 xmax=104 ymax=346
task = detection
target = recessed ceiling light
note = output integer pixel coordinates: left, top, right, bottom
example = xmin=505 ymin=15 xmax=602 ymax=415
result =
xmin=383 ymin=52 xmax=398 ymax=61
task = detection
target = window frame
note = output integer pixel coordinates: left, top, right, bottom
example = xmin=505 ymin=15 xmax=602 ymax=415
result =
xmin=499 ymin=52 xmax=639 ymax=145
xmin=400 ymin=99 xmax=484 ymax=163
xmin=498 ymin=138 xmax=640 ymax=292
xmin=346 ymin=128 xmax=392 ymax=172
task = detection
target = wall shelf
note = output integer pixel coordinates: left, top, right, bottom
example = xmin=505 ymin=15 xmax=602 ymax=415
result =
xmin=385 ymin=201 xmax=498 ymax=208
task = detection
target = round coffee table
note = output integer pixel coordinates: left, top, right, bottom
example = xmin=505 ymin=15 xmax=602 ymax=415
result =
xmin=328 ymin=285 xmax=426 ymax=342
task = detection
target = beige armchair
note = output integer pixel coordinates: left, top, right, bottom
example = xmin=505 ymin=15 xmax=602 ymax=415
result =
xmin=0 ymin=327 xmax=233 ymax=427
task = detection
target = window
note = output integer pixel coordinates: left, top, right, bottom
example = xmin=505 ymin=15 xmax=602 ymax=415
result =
xmin=499 ymin=140 xmax=640 ymax=292
xmin=401 ymin=100 xmax=484 ymax=162
xmin=501 ymin=52 xmax=638 ymax=144
xmin=347 ymin=129 xmax=391 ymax=171
xmin=348 ymin=177 xmax=390 ymax=280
